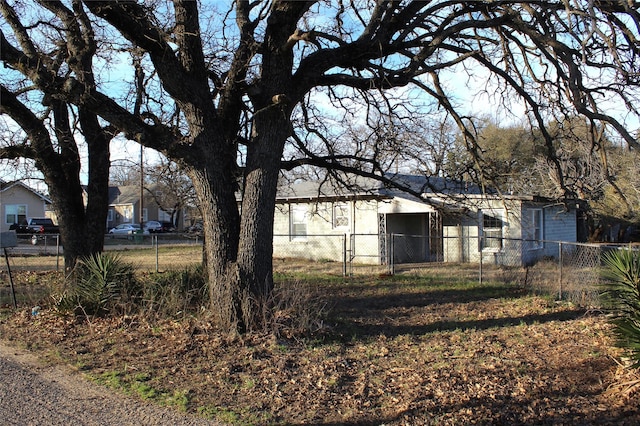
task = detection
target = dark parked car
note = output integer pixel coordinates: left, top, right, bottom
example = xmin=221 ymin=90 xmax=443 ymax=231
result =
xmin=11 ymin=217 xmax=60 ymax=234
xmin=160 ymin=221 xmax=176 ymax=232
xmin=10 ymin=218 xmax=60 ymax=245
xmin=187 ymin=221 xmax=203 ymax=237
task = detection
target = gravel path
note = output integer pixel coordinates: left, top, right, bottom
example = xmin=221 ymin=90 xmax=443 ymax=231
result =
xmin=0 ymin=342 xmax=221 ymax=426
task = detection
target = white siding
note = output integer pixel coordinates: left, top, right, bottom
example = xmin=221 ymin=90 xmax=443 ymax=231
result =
xmin=273 ymin=199 xmax=381 ymax=263
xmin=272 ymin=195 xmax=580 ymax=267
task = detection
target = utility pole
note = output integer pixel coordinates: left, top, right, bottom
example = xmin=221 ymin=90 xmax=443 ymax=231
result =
xmin=140 ymin=144 xmax=144 ymax=226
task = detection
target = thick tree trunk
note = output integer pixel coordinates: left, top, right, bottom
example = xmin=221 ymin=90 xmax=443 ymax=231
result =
xmin=48 ymin=170 xmax=109 ymax=271
xmin=40 ymin=107 xmax=111 ymax=271
xmin=236 ymin=106 xmax=291 ymax=330
xmin=231 ymin=1 xmax=304 ymax=331
xmin=184 ymin=111 xmax=289 ymax=332
xmin=187 ymin=164 xmax=241 ymax=330
xmin=43 ymin=181 xmax=108 ymax=271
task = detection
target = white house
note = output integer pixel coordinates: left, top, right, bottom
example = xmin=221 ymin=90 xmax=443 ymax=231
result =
xmin=272 ymin=174 xmax=587 ymax=266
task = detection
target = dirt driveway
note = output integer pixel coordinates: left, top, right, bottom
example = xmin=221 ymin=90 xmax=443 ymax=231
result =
xmin=0 ymin=341 xmax=220 ymax=426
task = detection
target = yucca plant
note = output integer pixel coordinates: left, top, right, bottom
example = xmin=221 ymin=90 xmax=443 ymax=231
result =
xmin=601 ymin=248 xmax=640 ymax=368
xmin=62 ymin=253 xmax=140 ymax=316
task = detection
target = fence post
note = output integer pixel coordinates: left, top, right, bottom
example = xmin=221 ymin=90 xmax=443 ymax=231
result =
xmin=342 ymin=234 xmax=347 ymax=277
xmin=478 ymin=236 xmax=483 ymax=285
xmin=558 ymin=241 xmax=563 ymax=300
xmin=155 ymin=234 xmax=159 ymax=273
xmin=56 ymin=235 xmax=60 ymax=271
xmin=3 ymin=247 xmax=17 ymax=309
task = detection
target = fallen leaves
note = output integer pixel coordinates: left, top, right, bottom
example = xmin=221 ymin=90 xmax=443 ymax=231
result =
xmin=2 ymin=277 xmax=640 ymax=425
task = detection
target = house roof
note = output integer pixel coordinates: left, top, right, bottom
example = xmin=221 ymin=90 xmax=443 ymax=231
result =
xmin=107 ymin=184 xmax=167 ymax=206
xmin=0 ymin=180 xmax=52 ymax=203
xmin=107 ymin=185 xmax=139 ymax=205
xmin=276 ymin=173 xmax=485 ymax=201
xmin=274 ymin=173 xmax=577 ymax=213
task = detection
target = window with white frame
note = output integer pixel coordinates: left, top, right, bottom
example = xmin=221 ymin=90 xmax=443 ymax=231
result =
xmin=481 ymin=211 xmax=503 ymax=250
xmin=107 ymin=209 xmax=114 ymax=222
xmin=530 ymin=209 xmax=543 ymax=249
xmin=290 ymin=205 xmax=308 ymax=240
xmin=123 ymin=206 xmax=132 ymax=222
xmin=333 ymin=202 xmax=349 ymax=229
xmin=5 ymin=204 xmax=27 ymax=225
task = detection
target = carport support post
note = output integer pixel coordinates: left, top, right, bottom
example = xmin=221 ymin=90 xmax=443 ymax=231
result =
xmin=4 ymin=248 xmax=17 ymax=309
xmin=390 ymin=233 xmax=395 ymax=275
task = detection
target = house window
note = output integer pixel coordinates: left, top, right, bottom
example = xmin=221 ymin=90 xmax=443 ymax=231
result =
xmin=482 ymin=212 xmax=503 ymax=251
xmin=107 ymin=209 xmax=114 ymax=222
xmin=142 ymin=208 xmax=148 ymax=222
xmin=333 ymin=203 xmax=349 ymax=229
xmin=123 ymin=206 xmax=132 ymax=222
xmin=290 ymin=205 xmax=308 ymax=240
xmin=158 ymin=210 xmax=171 ymax=222
xmin=5 ymin=204 xmax=27 ymax=225
xmin=530 ymin=209 xmax=543 ymax=249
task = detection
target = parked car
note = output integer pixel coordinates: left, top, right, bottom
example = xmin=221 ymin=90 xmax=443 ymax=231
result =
xmin=108 ymin=223 xmax=148 ymax=236
xmin=143 ymin=220 xmax=163 ymax=233
xmin=10 ymin=218 xmax=60 ymax=245
xmin=11 ymin=217 xmax=60 ymax=234
xmin=160 ymin=221 xmax=176 ymax=232
xmin=186 ymin=221 xmax=203 ymax=237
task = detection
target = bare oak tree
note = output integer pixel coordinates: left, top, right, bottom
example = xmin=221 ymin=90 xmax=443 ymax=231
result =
xmin=1 ymin=0 xmax=112 ymax=269
xmin=2 ymin=1 xmax=639 ymax=331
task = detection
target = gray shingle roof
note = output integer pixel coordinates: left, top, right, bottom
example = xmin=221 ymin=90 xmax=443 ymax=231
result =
xmin=276 ymin=173 xmax=485 ymax=201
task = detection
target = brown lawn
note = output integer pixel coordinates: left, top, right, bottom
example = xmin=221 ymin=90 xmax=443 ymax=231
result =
xmin=1 ymin=264 xmax=640 ymax=425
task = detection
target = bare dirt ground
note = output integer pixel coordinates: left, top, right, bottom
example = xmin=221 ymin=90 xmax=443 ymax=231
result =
xmin=2 ymin=271 xmax=640 ymax=425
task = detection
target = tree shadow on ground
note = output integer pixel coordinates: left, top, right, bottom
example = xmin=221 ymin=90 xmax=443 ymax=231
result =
xmin=306 ymin=284 xmax=620 ymax=426
xmin=323 ymin=284 xmax=589 ymax=341
xmin=333 ymin=283 xmax=528 ymax=309
xmin=328 ymin=307 xmax=588 ymax=341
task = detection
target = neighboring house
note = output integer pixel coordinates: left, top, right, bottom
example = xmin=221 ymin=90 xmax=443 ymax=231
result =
xmin=0 ymin=180 xmax=53 ymax=233
xmin=272 ymin=174 xmax=587 ymax=266
xmin=106 ymin=185 xmax=184 ymax=231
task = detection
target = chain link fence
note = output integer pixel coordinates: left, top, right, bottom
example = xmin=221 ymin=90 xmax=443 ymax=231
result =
xmin=2 ymin=233 xmax=203 ymax=273
xmin=3 ymin=231 xmax=634 ymax=308
xmin=388 ymin=234 xmax=624 ymax=307
xmin=273 ymin=232 xmax=626 ymax=306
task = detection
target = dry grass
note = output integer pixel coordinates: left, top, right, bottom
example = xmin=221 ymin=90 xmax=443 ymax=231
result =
xmin=2 ymin=255 xmax=640 ymax=425
xmin=3 ymin=243 xmax=203 ymax=272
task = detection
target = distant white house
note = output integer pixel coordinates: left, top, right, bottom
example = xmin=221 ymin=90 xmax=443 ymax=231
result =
xmin=272 ymin=174 xmax=587 ymax=266
xmin=0 ymin=180 xmax=52 ymax=233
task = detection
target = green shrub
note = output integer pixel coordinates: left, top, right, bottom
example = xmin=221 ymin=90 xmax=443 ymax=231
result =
xmin=59 ymin=253 xmax=140 ymax=316
xmin=601 ymin=248 xmax=640 ymax=367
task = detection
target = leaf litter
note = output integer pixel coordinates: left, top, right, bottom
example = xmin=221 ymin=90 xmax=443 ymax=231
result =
xmin=1 ymin=275 xmax=640 ymax=425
